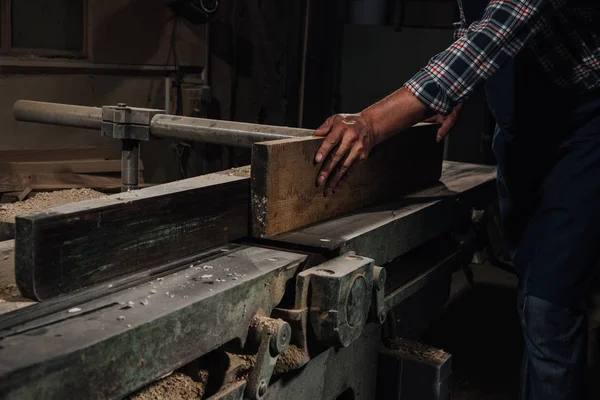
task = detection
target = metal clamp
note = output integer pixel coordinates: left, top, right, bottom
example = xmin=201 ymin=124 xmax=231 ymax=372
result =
xmin=101 ymin=103 xmax=165 ymax=191
xmin=245 ymin=315 xmax=291 ymax=400
xmin=295 ymin=253 xmax=375 ymax=348
xmin=101 ymin=103 xmax=165 ymax=141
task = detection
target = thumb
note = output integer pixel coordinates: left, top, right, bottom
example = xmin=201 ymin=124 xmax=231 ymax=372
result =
xmin=315 ymin=117 xmax=334 ymax=137
xmin=436 ymin=122 xmax=451 ymax=143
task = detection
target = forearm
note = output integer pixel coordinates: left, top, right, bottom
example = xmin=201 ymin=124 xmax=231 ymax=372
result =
xmin=405 ymin=0 xmax=559 ymax=115
xmin=360 ymin=88 xmax=432 ymax=145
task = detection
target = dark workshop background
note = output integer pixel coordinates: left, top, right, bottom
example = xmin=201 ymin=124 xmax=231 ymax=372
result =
xmin=0 ymin=0 xmax=495 ymax=184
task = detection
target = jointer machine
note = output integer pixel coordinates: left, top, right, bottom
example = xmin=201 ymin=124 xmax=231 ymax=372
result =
xmin=0 ymin=101 xmax=498 ymax=399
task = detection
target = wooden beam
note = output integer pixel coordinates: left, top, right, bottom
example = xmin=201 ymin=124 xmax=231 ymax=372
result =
xmin=15 ymin=171 xmax=250 ymax=300
xmin=0 ymin=147 xmax=120 ymax=162
xmin=0 ymin=172 xmax=123 ymax=192
xmin=251 ymin=124 xmax=444 ymax=237
xmin=0 ymin=160 xmax=125 ymax=174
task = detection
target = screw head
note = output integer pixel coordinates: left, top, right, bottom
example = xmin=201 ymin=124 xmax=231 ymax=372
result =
xmin=258 ymin=381 xmax=267 ymax=397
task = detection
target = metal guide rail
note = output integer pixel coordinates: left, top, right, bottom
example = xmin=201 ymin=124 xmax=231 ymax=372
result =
xmin=0 ymin=161 xmax=497 ymax=400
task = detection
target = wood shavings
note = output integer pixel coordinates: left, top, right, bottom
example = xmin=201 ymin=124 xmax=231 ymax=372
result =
xmin=0 ymin=189 xmax=105 ymax=222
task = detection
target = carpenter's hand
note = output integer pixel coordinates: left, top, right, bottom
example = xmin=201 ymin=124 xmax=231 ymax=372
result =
xmin=314 ymin=113 xmax=376 ymax=196
xmin=424 ymin=104 xmax=463 ymax=142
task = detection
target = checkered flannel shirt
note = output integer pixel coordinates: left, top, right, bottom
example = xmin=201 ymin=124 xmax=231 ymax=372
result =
xmin=404 ymin=0 xmax=600 ymax=115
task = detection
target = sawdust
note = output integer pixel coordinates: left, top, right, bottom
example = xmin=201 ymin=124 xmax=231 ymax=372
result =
xmin=128 ymin=372 xmax=208 ymax=400
xmin=0 ymin=189 xmax=105 ymax=222
xmin=0 ymin=284 xmax=20 ymax=302
xmin=389 ymin=338 xmax=448 ymax=363
xmin=221 ymin=165 xmax=251 ymax=178
xmin=235 ymin=354 xmax=256 ymax=381
xmin=274 ymin=344 xmax=307 ymax=375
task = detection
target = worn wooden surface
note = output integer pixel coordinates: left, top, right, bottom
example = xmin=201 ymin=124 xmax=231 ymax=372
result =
xmin=0 ymin=147 xmax=120 ymax=162
xmin=0 ymin=159 xmax=126 ymax=174
xmin=267 ymin=161 xmax=497 ymax=265
xmin=251 ymin=124 xmax=444 ymax=237
xmin=15 ymin=171 xmax=250 ymax=300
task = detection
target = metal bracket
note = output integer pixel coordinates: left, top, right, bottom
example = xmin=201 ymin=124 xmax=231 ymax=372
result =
xmin=295 ymin=253 xmax=375 ymax=348
xmin=245 ymin=315 xmax=291 ymax=400
xmin=101 ymin=103 xmax=165 ymax=141
xmin=100 ymin=103 xmax=165 ymax=191
xmin=370 ymin=266 xmax=388 ymax=324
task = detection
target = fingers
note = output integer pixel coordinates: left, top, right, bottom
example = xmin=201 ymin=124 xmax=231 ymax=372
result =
xmin=314 ymin=117 xmax=334 ymax=137
xmin=436 ymin=123 xmax=451 ymax=142
xmin=325 ymin=146 xmax=361 ymax=195
xmin=314 ymin=118 xmax=345 ymax=164
xmin=424 ymin=114 xmax=444 ymax=124
xmin=436 ymin=116 xmax=459 ymax=142
xmin=317 ymin=131 xmax=356 ymax=187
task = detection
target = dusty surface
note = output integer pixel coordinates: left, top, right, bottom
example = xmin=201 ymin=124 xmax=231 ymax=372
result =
xmin=0 ymin=284 xmax=20 ymax=301
xmin=274 ymin=344 xmax=307 ymax=375
xmin=0 ymin=188 xmax=105 ymax=222
xmin=0 ymin=283 xmax=34 ymax=314
xmin=422 ymin=264 xmax=521 ymax=400
xmin=220 ymin=165 xmax=251 ymax=178
xmin=389 ymin=338 xmax=448 ymax=363
xmin=128 ymin=372 xmax=208 ymax=400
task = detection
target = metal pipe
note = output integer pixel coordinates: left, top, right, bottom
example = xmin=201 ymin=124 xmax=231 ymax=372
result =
xmin=150 ymin=114 xmax=313 ymax=148
xmin=121 ymin=139 xmax=140 ymax=192
xmin=13 ymin=100 xmax=315 ymax=147
xmin=13 ymin=100 xmax=102 ymax=130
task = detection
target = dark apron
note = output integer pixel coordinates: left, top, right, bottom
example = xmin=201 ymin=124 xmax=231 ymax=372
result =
xmin=461 ymin=0 xmax=600 ymax=300
xmin=460 ymin=0 xmax=573 ymax=260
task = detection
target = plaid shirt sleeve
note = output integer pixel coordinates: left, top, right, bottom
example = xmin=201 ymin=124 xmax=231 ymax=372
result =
xmin=453 ymin=1 xmax=468 ymax=40
xmin=405 ymin=0 xmax=564 ymax=115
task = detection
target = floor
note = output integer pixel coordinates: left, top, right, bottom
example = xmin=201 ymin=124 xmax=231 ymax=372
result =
xmin=422 ymin=264 xmax=522 ymax=400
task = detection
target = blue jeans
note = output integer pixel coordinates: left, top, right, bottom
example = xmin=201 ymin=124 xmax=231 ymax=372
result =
xmin=489 ymin=56 xmax=600 ymax=399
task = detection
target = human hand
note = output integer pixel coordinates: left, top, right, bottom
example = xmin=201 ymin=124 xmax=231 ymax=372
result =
xmin=424 ymin=104 xmax=463 ymax=142
xmin=313 ymin=113 xmax=376 ymax=196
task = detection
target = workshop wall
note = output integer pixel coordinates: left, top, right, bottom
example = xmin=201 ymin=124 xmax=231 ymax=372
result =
xmin=0 ymin=0 xmax=306 ymax=183
xmin=339 ymin=24 xmax=495 ymax=164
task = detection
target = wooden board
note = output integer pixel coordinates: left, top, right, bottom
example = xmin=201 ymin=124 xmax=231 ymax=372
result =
xmin=251 ymin=124 xmax=444 ymax=237
xmin=0 ymin=159 xmax=124 ymax=174
xmin=0 ymin=159 xmax=146 ymax=192
xmin=0 ymin=172 xmax=124 ymax=192
xmin=0 ymin=147 xmax=120 ymax=162
xmin=15 ymin=171 xmax=250 ymax=300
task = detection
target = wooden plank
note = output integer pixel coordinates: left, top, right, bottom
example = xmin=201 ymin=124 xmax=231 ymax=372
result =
xmin=265 ymin=161 xmax=497 ymax=265
xmin=0 ymin=147 xmax=120 ymax=162
xmin=15 ymin=170 xmax=250 ymax=300
xmin=0 ymin=172 xmax=123 ymax=192
xmin=0 ymin=159 xmax=125 ymax=174
xmin=251 ymin=124 xmax=444 ymax=237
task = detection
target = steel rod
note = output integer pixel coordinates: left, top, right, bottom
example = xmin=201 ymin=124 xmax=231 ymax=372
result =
xmin=150 ymin=114 xmax=313 ymax=147
xmin=121 ymin=139 xmax=140 ymax=192
xmin=13 ymin=100 xmax=102 ymax=130
xmin=13 ymin=100 xmax=314 ymax=147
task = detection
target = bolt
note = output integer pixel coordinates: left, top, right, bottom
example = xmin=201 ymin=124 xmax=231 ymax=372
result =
xmin=117 ymin=103 xmax=127 ymax=108
xmin=258 ymin=381 xmax=267 ymax=397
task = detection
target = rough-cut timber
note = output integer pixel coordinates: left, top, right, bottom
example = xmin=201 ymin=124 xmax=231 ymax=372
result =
xmin=15 ymin=171 xmax=250 ymax=301
xmin=251 ymin=124 xmax=444 ymax=237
